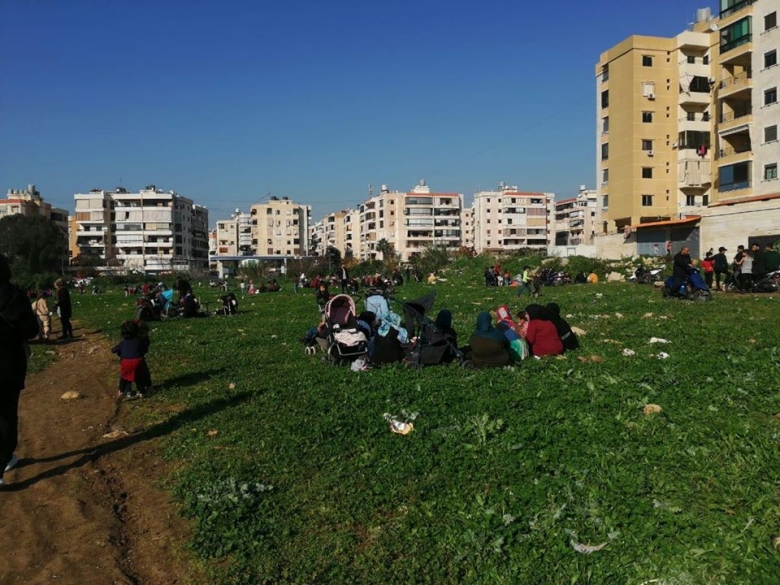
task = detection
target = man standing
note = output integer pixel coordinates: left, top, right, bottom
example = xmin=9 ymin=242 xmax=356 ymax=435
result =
xmin=0 ymin=254 xmax=40 ymax=487
xmin=340 ymin=265 xmax=349 ymax=294
xmin=751 ymin=243 xmax=766 ymax=280
xmin=53 ymin=278 xmax=74 ymax=339
xmin=671 ymin=246 xmax=693 ymax=295
xmin=765 ymin=243 xmax=780 ymax=273
xmin=712 ymin=247 xmax=729 ymax=291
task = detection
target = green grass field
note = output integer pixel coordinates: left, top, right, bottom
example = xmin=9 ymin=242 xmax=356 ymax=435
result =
xmin=30 ymin=278 xmax=780 ymax=585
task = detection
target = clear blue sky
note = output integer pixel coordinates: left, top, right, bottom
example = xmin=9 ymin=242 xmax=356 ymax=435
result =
xmin=0 ymin=0 xmax=716 ymax=223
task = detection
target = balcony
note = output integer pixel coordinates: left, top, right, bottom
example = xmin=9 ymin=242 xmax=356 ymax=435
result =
xmin=720 ymin=35 xmax=752 ymax=63
xmin=719 ymin=71 xmax=752 ymax=98
xmin=678 ymin=157 xmax=712 ymax=188
xmin=717 ymin=145 xmax=752 ymax=163
xmin=719 ymin=0 xmax=755 ymax=20
xmin=679 ymin=90 xmax=711 ymax=106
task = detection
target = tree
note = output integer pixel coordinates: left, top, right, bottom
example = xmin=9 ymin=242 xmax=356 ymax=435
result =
xmin=309 ymin=233 xmax=321 ymax=257
xmin=376 ymin=238 xmax=394 ymax=260
xmin=325 ymin=246 xmax=341 ymax=273
xmin=0 ymin=215 xmax=67 ymax=276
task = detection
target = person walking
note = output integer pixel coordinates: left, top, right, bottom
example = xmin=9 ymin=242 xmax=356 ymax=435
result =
xmin=0 ymin=254 xmax=41 ymax=487
xmin=53 ymin=278 xmax=74 ymax=339
xmin=32 ymin=290 xmax=51 ymax=341
xmin=712 ymin=247 xmax=729 ymax=291
xmin=516 ymin=266 xmax=532 ymax=297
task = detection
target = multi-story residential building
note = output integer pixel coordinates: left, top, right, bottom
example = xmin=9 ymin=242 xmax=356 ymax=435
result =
xmin=554 ymin=187 xmax=601 ymax=247
xmin=461 ymin=207 xmax=474 ymax=251
xmin=71 ymin=185 xmax=209 ymax=272
xmin=472 ymin=183 xmax=554 ymax=254
xmin=250 ymin=196 xmax=311 ymax=257
xmin=215 ymin=210 xmax=253 ymax=256
xmin=1 ymin=184 xmax=69 ymax=235
xmin=355 ymin=182 xmax=464 ymax=262
xmin=596 ymin=4 xmax=780 ymax=257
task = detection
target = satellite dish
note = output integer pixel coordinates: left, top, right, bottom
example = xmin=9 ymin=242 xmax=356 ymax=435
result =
xmin=710 ymin=23 xmax=719 ymax=32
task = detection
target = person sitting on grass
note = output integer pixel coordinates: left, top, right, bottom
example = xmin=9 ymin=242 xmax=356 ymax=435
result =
xmin=524 ymin=304 xmax=563 ymax=357
xmin=464 ymin=312 xmax=511 ymax=368
xmin=545 ymin=302 xmax=579 ymax=353
xmin=315 ymin=282 xmax=331 ymax=311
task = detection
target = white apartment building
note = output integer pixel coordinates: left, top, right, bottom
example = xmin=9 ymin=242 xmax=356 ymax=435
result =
xmin=472 ymin=184 xmax=554 ymax=254
xmin=554 ymin=187 xmax=601 ymax=247
xmin=461 ymin=207 xmax=474 ymax=251
xmin=754 ymin=3 xmax=780 ymax=197
xmin=250 ymin=197 xmax=311 ymax=257
xmin=71 ymin=185 xmax=209 ymax=272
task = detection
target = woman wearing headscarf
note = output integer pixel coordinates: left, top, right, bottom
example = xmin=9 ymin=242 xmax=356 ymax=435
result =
xmin=545 ymin=303 xmax=579 ymax=352
xmin=466 ymin=312 xmax=511 ymax=368
xmin=524 ymin=304 xmax=564 ymax=357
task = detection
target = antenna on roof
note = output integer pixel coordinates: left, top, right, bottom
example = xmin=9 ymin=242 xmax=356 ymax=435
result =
xmin=368 ymin=184 xmax=374 ymax=196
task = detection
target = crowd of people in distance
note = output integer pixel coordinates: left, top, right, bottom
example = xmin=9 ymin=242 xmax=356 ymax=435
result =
xmin=484 ymin=264 xmax=595 ymax=294
xmin=674 ymin=242 xmax=780 ymax=294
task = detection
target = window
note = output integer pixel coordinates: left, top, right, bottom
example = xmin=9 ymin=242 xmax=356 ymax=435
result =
xmin=602 ymin=117 xmax=609 ymax=133
xmin=765 ymin=125 xmax=778 ymax=143
xmin=642 ymin=81 xmax=656 ymax=98
xmin=642 ymin=167 xmax=653 ymax=178
xmin=642 ymin=55 xmax=653 ymax=67
xmin=689 ymin=76 xmax=711 ymax=93
xmin=766 ymin=87 xmax=778 ymax=106
xmin=686 ymin=195 xmax=696 ymax=206
xmin=766 ymin=163 xmax=778 ymax=180
xmin=721 ymin=17 xmax=752 ymax=53
xmin=602 ymin=168 xmax=609 ymax=184
xmin=719 ymin=161 xmax=751 ymax=191
xmin=601 ymin=65 xmax=609 ymax=82
xmin=703 ymin=194 xmax=709 ymax=206
xmin=642 ymin=111 xmax=653 ymax=123
xmin=641 ymin=195 xmax=653 ymax=206
xmin=687 ymin=112 xmax=696 ymax=121
xmin=766 ymin=11 xmax=777 ymax=31
xmin=687 ymin=55 xmax=696 ymax=64
xmin=601 ymin=143 xmax=609 ymax=160
xmin=641 ymin=139 xmax=653 ymax=151
xmin=703 ymin=55 xmax=710 ymax=65
xmin=765 ymin=50 xmax=777 ymax=69
xmin=601 ymin=90 xmax=609 ymax=108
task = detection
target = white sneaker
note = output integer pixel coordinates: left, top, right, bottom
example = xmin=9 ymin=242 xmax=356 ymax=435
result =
xmin=0 ymin=477 xmax=4 ymax=487
xmin=4 ymin=454 xmax=17 ymax=472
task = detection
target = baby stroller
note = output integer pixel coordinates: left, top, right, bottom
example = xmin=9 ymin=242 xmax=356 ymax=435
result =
xmin=662 ymin=268 xmax=711 ymax=301
xmin=396 ymin=291 xmax=466 ymax=368
xmin=323 ymin=294 xmax=369 ymax=365
xmin=218 ymin=292 xmax=238 ymax=315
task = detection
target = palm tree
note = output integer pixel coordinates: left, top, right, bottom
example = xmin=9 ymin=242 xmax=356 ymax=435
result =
xmin=376 ymin=238 xmax=394 ymax=260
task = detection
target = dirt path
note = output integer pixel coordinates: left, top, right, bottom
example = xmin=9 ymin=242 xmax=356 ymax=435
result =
xmin=0 ymin=325 xmax=200 ymax=585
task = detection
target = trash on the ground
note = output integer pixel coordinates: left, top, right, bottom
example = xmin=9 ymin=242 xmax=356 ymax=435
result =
xmin=644 ymin=404 xmax=662 ymax=415
xmin=571 ymin=326 xmax=587 ymax=336
xmin=350 ymin=358 xmax=371 ymax=372
xmin=601 ymin=338 xmax=620 ymax=344
xmin=60 ymin=391 xmax=80 ymax=401
xmin=390 ymin=420 xmax=414 ymax=435
xmin=649 ymin=337 xmax=670 ymax=344
xmin=622 ymin=348 xmax=636 ymax=356
xmin=102 ymin=429 xmax=128 ymax=439
xmin=228 ymin=382 xmax=236 ymax=389
xmin=207 ymin=429 xmax=219 ymax=437
xmin=656 ymin=352 xmax=670 ymax=359
xmin=571 ymin=541 xmax=608 ymax=554
xmin=772 ymin=535 xmax=780 ymax=549
xmin=614 ymin=312 xmax=624 ymax=319
xmin=642 ymin=312 xmax=654 ymax=318
xmin=596 ymin=293 xmax=603 ymax=298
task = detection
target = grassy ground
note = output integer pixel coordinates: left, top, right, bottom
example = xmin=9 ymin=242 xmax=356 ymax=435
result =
xmin=56 ymin=279 xmax=780 ymax=584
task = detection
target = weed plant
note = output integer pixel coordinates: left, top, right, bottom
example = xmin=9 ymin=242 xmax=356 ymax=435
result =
xmin=64 ymin=277 xmax=780 ymax=584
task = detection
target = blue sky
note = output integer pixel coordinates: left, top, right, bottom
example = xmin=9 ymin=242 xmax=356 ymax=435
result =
xmin=0 ymin=0 xmax=716 ymax=223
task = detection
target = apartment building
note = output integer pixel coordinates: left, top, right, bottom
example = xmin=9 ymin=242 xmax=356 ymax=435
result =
xmin=1 ymin=184 xmax=69 ymax=235
xmin=355 ymin=182 xmax=464 ymax=262
xmin=215 ymin=210 xmax=253 ymax=256
xmin=71 ymin=185 xmax=209 ymax=272
xmin=554 ymin=187 xmax=601 ymax=246
xmin=596 ymin=3 xmax=780 ymax=257
xmin=250 ymin=197 xmax=311 ymax=257
xmin=472 ymin=184 xmax=554 ymax=254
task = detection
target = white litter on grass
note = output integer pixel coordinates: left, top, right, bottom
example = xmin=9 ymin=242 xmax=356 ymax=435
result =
xmin=622 ymin=348 xmax=636 ymax=356
xmin=615 ymin=312 xmax=624 ymax=319
xmin=596 ymin=293 xmax=603 ymax=298
xmin=649 ymin=337 xmax=670 ymax=344
xmin=571 ymin=541 xmax=608 ymax=554
xmin=656 ymin=352 xmax=670 ymax=359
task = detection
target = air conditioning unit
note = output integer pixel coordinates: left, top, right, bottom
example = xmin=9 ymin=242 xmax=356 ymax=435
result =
xmin=671 ymin=141 xmax=678 ymax=148
xmin=648 ymin=150 xmax=655 ymax=157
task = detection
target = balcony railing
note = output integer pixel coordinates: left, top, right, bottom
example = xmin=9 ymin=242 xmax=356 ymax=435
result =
xmin=720 ymin=0 xmax=755 ymax=19
xmin=721 ymin=34 xmax=752 ymax=54
xmin=720 ymin=106 xmax=752 ymax=123
xmin=719 ymin=71 xmax=752 ymax=90
xmin=718 ymin=145 xmax=752 ymax=159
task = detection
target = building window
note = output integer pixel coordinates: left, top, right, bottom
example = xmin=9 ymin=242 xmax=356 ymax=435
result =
xmin=602 ymin=117 xmax=609 ymax=133
xmin=601 ymin=143 xmax=609 ymax=160
xmin=703 ymin=194 xmax=709 ymax=206
xmin=766 ymin=87 xmax=778 ymax=106
xmin=642 ymin=55 xmax=653 ymax=67
xmin=642 ymin=81 xmax=656 ymax=98
xmin=602 ymin=168 xmax=609 ymax=183
xmin=765 ymin=125 xmax=778 ymax=143
xmin=686 ymin=194 xmax=696 ymax=206
xmin=642 ymin=111 xmax=653 ymax=123
xmin=765 ymin=163 xmax=778 ymax=181
xmin=721 ymin=17 xmax=752 ymax=53
xmin=687 ymin=55 xmax=696 ymax=64
xmin=766 ymin=11 xmax=777 ymax=31
xmin=719 ymin=161 xmax=751 ymax=191
xmin=641 ymin=139 xmax=653 ymax=151
xmin=641 ymin=195 xmax=653 ymax=206
xmin=765 ymin=50 xmax=778 ymax=69
xmin=601 ymin=90 xmax=609 ymax=108
xmin=642 ymin=167 xmax=653 ymax=179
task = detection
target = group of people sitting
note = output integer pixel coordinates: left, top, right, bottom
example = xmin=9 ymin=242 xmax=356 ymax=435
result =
xmin=462 ymin=303 xmax=579 ymax=368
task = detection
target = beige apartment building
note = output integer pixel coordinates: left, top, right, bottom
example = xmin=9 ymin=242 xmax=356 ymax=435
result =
xmin=1 ymin=184 xmax=69 ymax=235
xmin=250 ymin=197 xmax=311 ymax=257
xmin=596 ymin=3 xmax=780 ymax=257
xmin=554 ymin=187 xmax=601 ymax=247
xmin=215 ymin=211 xmax=253 ymax=256
xmin=472 ymin=184 xmax=554 ymax=254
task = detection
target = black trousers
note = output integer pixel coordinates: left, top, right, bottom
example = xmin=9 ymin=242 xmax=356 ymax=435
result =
xmin=60 ymin=314 xmax=73 ymax=337
xmin=0 ymin=386 xmax=22 ymax=475
xmin=714 ymin=270 xmax=729 ymax=289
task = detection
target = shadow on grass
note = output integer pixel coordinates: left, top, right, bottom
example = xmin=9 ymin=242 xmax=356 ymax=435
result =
xmin=5 ymin=392 xmax=253 ymax=491
xmin=161 ymin=368 xmax=227 ymax=390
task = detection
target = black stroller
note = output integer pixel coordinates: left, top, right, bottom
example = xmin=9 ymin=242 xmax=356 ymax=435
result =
xmin=218 ymin=293 xmax=238 ymax=315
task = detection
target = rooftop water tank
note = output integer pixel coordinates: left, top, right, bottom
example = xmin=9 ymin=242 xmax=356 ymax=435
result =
xmin=696 ymin=7 xmax=711 ymax=22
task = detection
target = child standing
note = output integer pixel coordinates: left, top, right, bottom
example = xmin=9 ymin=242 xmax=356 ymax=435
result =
xmin=31 ymin=290 xmax=51 ymax=341
xmin=701 ymin=251 xmax=715 ymax=290
xmin=111 ymin=320 xmax=152 ymax=399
